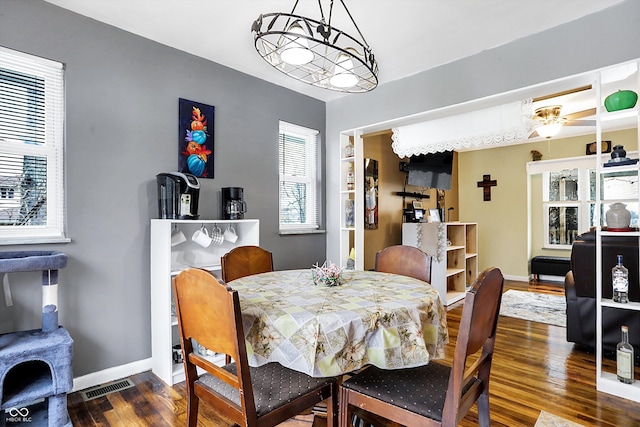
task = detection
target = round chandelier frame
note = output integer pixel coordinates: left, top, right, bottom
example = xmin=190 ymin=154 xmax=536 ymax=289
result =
xmin=251 ymin=0 xmax=378 ymax=93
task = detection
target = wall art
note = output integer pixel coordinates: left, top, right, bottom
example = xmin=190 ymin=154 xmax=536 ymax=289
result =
xmin=364 ymin=158 xmax=378 ymax=229
xmin=178 ymin=98 xmax=214 ymax=178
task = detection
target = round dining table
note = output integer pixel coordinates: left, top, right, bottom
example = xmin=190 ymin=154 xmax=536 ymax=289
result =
xmin=228 ymin=269 xmax=449 ymax=378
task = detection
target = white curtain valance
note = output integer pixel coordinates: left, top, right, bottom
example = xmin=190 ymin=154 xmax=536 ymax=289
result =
xmin=391 ymin=99 xmax=535 ymax=157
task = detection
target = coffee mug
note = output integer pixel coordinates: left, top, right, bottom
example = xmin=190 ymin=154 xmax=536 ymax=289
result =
xmin=171 ymin=226 xmax=187 ymax=247
xmin=172 ymin=344 xmax=183 ymax=364
xmin=223 ymin=225 xmax=238 ymax=243
xmin=211 ymin=225 xmax=224 ymax=245
xmin=192 ymin=225 xmax=212 ymax=248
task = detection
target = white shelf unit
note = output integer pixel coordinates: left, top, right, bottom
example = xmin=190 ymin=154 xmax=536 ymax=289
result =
xmin=402 ymin=222 xmax=477 ymax=306
xmin=339 ymin=131 xmax=364 ymax=270
xmin=150 ymin=218 xmax=260 ymax=386
xmin=594 ymin=59 xmax=640 ymax=402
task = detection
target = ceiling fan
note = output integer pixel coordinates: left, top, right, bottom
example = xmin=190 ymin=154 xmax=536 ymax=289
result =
xmin=530 ymin=85 xmax=596 ymax=139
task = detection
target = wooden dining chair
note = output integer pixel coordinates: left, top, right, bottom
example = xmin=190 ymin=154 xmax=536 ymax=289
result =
xmin=221 ymin=245 xmax=274 ymax=283
xmin=375 ymin=244 xmax=432 ymax=283
xmin=339 ymin=267 xmax=504 ymax=427
xmin=173 ymin=268 xmax=338 ymax=427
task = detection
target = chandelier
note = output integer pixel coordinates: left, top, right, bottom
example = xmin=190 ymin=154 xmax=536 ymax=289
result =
xmin=251 ymin=0 xmax=378 ymax=93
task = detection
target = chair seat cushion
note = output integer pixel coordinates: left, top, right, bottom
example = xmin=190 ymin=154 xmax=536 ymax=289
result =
xmin=342 ymin=363 xmax=478 ymax=422
xmin=197 ymin=362 xmax=335 ymax=417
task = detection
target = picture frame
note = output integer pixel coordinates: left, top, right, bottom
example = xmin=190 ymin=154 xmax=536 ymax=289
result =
xmin=178 ymin=98 xmax=215 ymax=178
xmin=429 ymin=208 xmax=441 ymax=222
xmin=586 ymin=140 xmax=611 ymax=155
xmin=364 ymin=158 xmax=378 ymax=229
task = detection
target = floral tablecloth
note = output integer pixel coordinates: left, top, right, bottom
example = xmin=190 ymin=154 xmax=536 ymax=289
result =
xmin=229 ymin=269 xmax=449 ymax=378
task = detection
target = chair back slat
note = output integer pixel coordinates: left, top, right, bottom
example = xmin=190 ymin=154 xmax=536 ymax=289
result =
xmin=375 ymin=245 xmax=432 ymax=283
xmin=465 ymin=267 xmax=504 ymax=355
xmin=222 ymin=245 xmax=274 ymax=283
xmin=446 ymin=266 xmax=504 ymax=424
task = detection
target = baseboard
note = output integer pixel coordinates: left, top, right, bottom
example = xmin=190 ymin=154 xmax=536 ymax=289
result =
xmin=72 ymin=358 xmax=153 ymax=392
xmin=503 ymin=274 xmax=529 ymax=282
xmin=503 ymin=274 xmax=564 ymax=284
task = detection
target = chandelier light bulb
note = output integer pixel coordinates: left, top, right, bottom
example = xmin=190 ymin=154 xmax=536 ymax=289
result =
xmin=279 ymin=22 xmax=314 ymax=65
xmin=330 ymin=52 xmax=358 ymax=88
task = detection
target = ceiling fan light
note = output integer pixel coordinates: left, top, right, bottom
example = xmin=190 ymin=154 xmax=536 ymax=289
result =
xmin=279 ymin=22 xmax=314 ymax=65
xmin=536 ymin=122 xmax=563 ymax=138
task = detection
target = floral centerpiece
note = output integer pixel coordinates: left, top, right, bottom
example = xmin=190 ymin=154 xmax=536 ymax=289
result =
xmin=312 ymin=261 xmax=343 ymax=287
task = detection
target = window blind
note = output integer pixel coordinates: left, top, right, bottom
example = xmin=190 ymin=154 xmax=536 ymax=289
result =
xmin=279 ymin=121 xmax=320 ymax=231
xmin=0 ymin=46 xmax=66 ymax=241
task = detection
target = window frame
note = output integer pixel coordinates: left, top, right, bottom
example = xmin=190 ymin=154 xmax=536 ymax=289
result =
xmin=278 ymin=121 xmax=321 ymax=233
xmin=530 ymin=153 xmax=639 ymax=250
xmin=541 ymin=168 xmax=590 ymax=250
xmin=0 ymin=46 xmax=68 ymax=244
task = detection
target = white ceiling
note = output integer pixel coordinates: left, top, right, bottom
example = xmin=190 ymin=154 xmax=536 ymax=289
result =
xmin=44 ymin=0 xmax=623 ymax=102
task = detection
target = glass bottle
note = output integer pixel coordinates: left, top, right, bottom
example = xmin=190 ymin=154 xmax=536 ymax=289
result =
xmin=612 ymin=254 xmax=629 ymax=303
xmin=344 ymin=141 xmax=354 ymax=158
xmin=346 ymin=163 xmax=355 ymax=191
xmin=617 ymin=325 xmax=635 ymax=384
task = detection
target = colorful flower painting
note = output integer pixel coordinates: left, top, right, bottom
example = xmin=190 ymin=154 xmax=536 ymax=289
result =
xmin=178 ymin=98 xmax=214 ymax=178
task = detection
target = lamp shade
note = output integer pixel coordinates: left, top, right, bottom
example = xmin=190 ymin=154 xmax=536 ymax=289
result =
xmin=279 ymin=22 xmax=314 ymax=65
xmin=536 ymin=122 xmax=563 ymax=138
xmin=330 ymin=52 xmax=359 ymax=88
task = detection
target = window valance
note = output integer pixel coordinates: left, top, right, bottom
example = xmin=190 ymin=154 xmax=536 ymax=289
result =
xmin=391 ymin=99 xmax=535 ymax=157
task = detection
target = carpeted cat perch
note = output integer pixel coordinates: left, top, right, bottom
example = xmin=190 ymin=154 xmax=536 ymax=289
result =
xmin=0 ymin=251 xmax=72 ymax=427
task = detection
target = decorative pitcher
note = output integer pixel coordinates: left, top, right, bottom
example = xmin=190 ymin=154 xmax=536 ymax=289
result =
xmin=606 ymin=202 xmax=631 ymax=230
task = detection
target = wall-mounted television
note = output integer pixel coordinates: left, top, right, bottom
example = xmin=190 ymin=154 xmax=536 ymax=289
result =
xmin=407 ymin=151 xmax=454 ymax=190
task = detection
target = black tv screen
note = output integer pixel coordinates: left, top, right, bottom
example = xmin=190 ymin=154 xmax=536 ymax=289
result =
xmin=407 ymin=151 xmax=454 ymax=190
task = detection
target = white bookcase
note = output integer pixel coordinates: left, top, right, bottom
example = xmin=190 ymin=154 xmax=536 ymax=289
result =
xmin=594 ymin=59 xmax=640 ymax=401
xmin=402 ymin=222 xmax=477 ymax=306
xmin=150 ymin=218 xmax=260 ymax=386
xmin=339 ymin=131 xmax=364 ymax=270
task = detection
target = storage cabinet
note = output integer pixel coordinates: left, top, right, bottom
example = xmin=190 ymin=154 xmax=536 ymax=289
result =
xmin=402 ymin=222 xmax=477 ymax=305
xmin=594 ymin=59 xmax=640 ymax=401
xmin=150 ymin=219 xmax=260 ymax=386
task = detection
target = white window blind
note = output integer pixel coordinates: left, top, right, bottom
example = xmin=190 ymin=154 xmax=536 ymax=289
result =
xmin=0 ymin=47 xmax=66 ymax=243
xmin=279 ymin=121 xmax=320 ymax=232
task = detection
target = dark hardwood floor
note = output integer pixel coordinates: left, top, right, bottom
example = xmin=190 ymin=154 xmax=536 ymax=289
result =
xmin=67 ymin=279 xmax=640 ymax=426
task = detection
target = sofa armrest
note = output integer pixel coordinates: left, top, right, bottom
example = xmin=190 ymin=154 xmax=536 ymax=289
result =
xmin=565 ymin=270 xmax=587 ymax=345
xmin=565 ymin=270 xmax=576 ymax=302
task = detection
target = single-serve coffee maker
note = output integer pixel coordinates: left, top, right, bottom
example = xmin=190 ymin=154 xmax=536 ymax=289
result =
xmin=156 ymin=172 xmax=200 ymax=219
xmin=222 ymin=187 xmax=247 ymax=220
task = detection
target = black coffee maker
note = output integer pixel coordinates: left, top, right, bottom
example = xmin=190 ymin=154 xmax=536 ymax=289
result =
xmin=222 ymin=187 xmax=247 ymax=220
xmin=156 ymin=172 xmax=200 ymax=219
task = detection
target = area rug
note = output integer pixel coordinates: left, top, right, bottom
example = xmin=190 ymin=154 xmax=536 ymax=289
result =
xmin=499 ymin=290 xmax=566 ymax=327
xmin=535 ymin=410 xmax=586 ymax=427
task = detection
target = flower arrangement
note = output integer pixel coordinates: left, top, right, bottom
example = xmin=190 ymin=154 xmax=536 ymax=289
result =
xmin=312 ymin=261 xmax=343 ymax=287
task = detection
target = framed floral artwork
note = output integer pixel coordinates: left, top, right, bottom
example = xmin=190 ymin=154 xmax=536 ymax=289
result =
xmin=178 ymin=98 xmax=214 ymax=178
xmin=364 ymin=158 xmax=378 ymax=229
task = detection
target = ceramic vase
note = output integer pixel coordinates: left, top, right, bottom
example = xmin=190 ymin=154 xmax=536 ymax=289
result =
xmin=606 ymin=202 xmax=631 ymax=230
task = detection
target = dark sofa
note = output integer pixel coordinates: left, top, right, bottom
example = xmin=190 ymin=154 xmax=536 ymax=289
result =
xmin=565 ymin=229 xmax=640 ymax=361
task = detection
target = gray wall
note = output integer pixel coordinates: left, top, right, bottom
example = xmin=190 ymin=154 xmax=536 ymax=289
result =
xmin=325 ymin=0 xmax=640 ymax=265
xmin=0 ymin=0 xmax=326 ymax=377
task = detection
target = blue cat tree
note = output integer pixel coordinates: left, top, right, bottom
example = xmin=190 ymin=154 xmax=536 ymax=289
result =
xmin=0 ymin=251 xmax=72 ymax=427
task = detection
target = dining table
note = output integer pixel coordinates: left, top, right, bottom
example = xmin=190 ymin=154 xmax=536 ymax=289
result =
xmin=228 ymin=268 xmax=449 ymax=378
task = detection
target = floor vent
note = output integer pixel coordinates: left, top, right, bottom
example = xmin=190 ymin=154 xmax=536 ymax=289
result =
xmin=80 ymin=378 xmax=135 ymax=401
